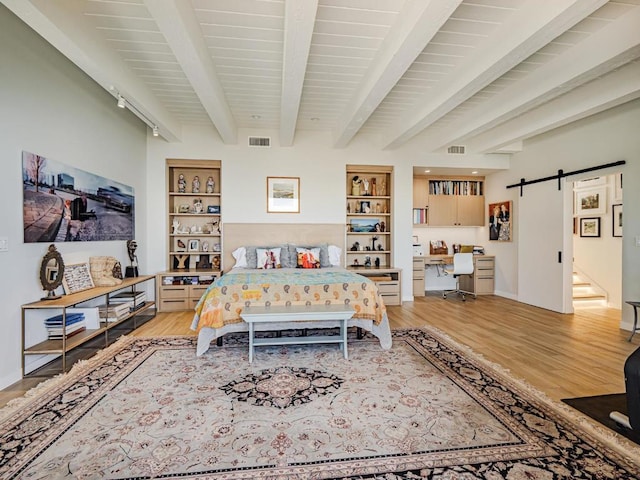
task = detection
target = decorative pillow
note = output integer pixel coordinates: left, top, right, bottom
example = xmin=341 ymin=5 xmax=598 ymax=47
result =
xmin=246 ymin=245 xmax=289 ymax=269
xmin=328 ymin=244 xmax=342 ymax=266
xmin=256 ymin=247 xmax=282 ymax=269
xmin=231 ymin=247 xmax=248 ymax=269
xmin=295 ymin=247 xmax=321 ymax=269
xmin=289 ymin=243 xmax=330 ymax=267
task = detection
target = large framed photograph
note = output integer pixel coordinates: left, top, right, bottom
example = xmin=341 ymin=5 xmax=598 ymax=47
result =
xmin=575 ymin=187 xmax=606 ymax=216
xmin=267 ymin=177 xmax=300 ymax=213
xmin=62 ymin=263 xmax=95 ymax=294
xmin=580 ymin=217 xmax=601 ymax=238
xmin=488 ymin=201 xmax=512 ymax=242
xmin=612 ymin=204 xmax=623 ymax=237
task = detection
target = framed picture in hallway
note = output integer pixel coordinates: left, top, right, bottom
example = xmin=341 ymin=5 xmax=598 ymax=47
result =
xmin=612 ymin=204 xmax=622 ymax=237
xmin=579 ymin=217 xmax=600 ymax=238
xmin=488 ymin=201 xmax=512 ymax=242
xmin=575 ymin=187 xmax=606 ymax=216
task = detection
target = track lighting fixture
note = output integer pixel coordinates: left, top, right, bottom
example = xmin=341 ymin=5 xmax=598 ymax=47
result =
xmin=117 ymin=95 xmax=126 ymax=108
xmin=114 ymin=90 xmax=161 ymax=138
xmin=152 ymin=126 xmax=159 ymax=137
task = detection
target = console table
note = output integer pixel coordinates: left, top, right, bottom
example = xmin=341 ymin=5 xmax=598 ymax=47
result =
xmin=21 ymin=275 xmax=156 ymax=376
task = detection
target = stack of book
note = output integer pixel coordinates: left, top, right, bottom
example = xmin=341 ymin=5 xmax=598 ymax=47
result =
xmin=98 ymin=302 xmax=130 ymax=322
xmin=45 ymin=312 xmax=86 ymax=340
xmin=110 ymin=291 xmax=147 ymax=312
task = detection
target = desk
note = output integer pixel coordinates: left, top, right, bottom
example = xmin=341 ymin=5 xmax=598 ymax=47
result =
xmin=627 ymin=301 xmax=640 ymax=341
xmin=413 ymin=255 xmax=495 ymax=296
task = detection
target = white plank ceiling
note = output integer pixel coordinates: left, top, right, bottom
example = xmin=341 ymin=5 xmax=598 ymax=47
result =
xmin=3 ymin=0 xmax=640 ymax=152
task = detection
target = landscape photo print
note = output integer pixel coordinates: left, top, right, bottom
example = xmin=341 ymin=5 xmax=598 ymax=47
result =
xmin=22 ymin=151 xmax=135 ymax=243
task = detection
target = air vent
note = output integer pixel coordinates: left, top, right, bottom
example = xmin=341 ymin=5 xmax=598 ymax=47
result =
xmin=249 ymin=136 xmax=271 ymax=147
xmin=447 ymin=145 xmax=466 ymax=154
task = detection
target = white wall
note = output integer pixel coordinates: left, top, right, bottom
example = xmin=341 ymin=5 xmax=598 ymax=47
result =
xmin=0 ymin=7 xmax=148 ymax=388
xmin=484 ymin=99 xmax=640 ymax=329
xmin=145 ymin=125 xmax=509 ymax=304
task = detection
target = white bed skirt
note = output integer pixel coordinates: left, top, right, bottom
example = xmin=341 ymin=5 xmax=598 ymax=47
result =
xmin=192 ymin=314 xmax=393 ymax=356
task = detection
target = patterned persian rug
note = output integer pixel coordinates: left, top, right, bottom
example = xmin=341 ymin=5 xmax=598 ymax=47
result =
xmin=1 ymin=328 xmax=640 ymax=479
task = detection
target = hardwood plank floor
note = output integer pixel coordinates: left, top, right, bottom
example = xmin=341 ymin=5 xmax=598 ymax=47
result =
xmin=2 ymin=294 xmax=637 ymax=408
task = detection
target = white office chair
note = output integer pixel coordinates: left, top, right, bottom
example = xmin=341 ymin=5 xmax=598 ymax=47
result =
xmin=442 ymin=253 xmax=476 ymax=301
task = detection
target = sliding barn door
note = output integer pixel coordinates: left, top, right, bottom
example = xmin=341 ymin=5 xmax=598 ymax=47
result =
xmin=517 ymin=180 xmax=572 ymax=313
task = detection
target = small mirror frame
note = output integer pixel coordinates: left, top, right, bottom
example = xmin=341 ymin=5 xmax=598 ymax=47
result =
xmin=40 ymin=244 xmax=65 ymax=299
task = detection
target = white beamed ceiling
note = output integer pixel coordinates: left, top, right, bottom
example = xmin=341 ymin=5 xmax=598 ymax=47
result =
xmin=4 ymin=0 xmax=640 ymax=153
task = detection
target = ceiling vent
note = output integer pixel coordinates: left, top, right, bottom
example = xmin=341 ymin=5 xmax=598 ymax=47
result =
xmin=249 ymin=136 xmax=271 ymax=147
xmin=447 ymin=145 xmax=466 ymax=154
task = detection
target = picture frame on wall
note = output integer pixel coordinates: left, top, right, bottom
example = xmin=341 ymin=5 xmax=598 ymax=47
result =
xmin=575 ymin=176 xmax=605 ymax=189
xmin=575 ymin=187 xmax=606 ymax=216
xmin=580 ymin=217 xmax=601 ymax=238
xmin=614 ymin=173 xmax=623 ymax=202
xmin=488 ymin=201 xmax=512 ymax=242
xmin=612 ymin=204 xmax=622 ymax=237
xmin=267 ymin=177 xmax=300 ymax=213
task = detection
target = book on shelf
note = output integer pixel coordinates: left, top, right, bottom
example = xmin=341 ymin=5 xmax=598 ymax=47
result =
xmin=48 ymin=326 xmax=87 ymax=340
xmin=44 ymin=312 xmax=85 ymax=326
xmin=110 ymin=291 xmax=147 ymax=311
xmin=46 ymin=320 xmax=86 ymax=340
xmin=98 ymin=302 xmax=131 ymax=322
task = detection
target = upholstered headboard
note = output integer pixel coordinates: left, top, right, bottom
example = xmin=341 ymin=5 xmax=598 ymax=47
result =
xmin=222 ymin=223 xmax=346 ymax=271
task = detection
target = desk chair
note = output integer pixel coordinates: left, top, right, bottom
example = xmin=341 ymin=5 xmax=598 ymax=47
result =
xmin=442 ymin=253 xmax=476 ymax=301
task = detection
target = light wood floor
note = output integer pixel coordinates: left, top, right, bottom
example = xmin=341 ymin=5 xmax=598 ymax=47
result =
xmin=2 ymin=294 xmax=637 ymax=407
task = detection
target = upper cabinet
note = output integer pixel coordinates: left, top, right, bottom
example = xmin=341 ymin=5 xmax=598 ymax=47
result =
xmin=346 ymin=165 xmax=393 ymax=269
xmin=413 ymin=175 xmax=485 ymax=227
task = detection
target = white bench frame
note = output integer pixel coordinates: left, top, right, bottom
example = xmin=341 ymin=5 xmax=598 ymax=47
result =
xmin=240 ymin=304 xmax=356 ymax=363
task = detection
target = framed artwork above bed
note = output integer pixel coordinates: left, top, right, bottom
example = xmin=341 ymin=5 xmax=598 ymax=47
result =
xmin=267 ymin=177 xmax=300 ymax=213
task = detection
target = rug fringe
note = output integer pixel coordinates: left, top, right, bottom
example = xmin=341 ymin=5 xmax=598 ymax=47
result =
xmin=418 ymin=323 xmax=640 ymax=463
xmin=0 ymin=334 xmax=136 ymax=421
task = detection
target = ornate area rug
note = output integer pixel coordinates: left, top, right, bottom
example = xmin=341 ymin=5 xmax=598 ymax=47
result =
xmin=1 ymin=328 xmax=639 ymax=479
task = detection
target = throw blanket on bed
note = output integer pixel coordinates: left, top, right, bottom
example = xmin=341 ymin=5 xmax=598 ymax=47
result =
xmin=192 ymin=269 xmax=386 ymax=331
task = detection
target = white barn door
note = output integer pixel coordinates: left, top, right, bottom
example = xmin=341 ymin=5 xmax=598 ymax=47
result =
xmin=517 ymin=180 xmax=573 ymax=313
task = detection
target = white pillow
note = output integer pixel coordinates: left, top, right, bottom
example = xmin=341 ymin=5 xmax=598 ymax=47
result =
xmin=328 ymin=244 xmax=342 ymax=266
xmin=231 ymin=247 xmax=248 ymax=269
xmin=256 ymin=247 xmax=282 ymax=269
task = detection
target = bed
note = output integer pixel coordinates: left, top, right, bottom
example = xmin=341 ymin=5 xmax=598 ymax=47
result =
xmin=189 ymin=223 xmax=393 ymax=356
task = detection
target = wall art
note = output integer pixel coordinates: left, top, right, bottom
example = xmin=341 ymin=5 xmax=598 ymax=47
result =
xmin=22 ymin=151 xmax=135 ymax=242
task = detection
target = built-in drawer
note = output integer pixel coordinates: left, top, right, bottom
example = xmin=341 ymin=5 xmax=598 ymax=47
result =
xmin=159 ymin=285 xmax=189 ymax=299
xmin=413 ymin=279 xmax=425 ymax=297
xmin=475 ymin=277 xmax=495 ymax=295
xmin=159 ymin=298 xmax=189 ymax=311
xmin=190 ymin=285 xmax=209 ymax=299
xmin=381 ymin=293 xmax=400 ymax=306
xmin=376 ymin=281 xmax=399 ymax=294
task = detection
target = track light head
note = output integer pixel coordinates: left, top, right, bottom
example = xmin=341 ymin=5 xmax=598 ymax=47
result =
xmin=117 ymin=95 xmax=126 ymax=109
xmin=152 ymin=125 xmax=159 ymax=137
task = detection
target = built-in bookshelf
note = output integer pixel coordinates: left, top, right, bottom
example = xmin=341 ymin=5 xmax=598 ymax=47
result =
xmin=413 ymin=175 xmax=485 ymax=227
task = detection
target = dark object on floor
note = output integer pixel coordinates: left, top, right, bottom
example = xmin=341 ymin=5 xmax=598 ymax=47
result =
xmin=609 ymin=345 xmax=640 ymax=431
xmin=562 ymin=393 xmax=640 ymax=446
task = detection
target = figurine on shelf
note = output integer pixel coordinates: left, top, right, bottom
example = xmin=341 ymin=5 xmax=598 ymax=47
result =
xmin=372 ymin=235 xmax=379 ymax=251
xmin=364 ymin=256 xmax=372 ymax=268
xmin=206 ymin=176 xmax=215 ymax=194
xmin=362 ymin=177 xmax=370 ymax=196
xmin=350 ymin=241 xmax=360 ymax=251
xmin=375 ymin=257 xmax=381 ymax=268
xmin=212 ymin=256 xmax=221 ymax=270
xmin=379 ymin=180 xmax=386 ymax=196
xmin=172 ymin=219 xmax=180 ymax=234
xmin=193 ymin=198 xmax=203 ymax=213
xmin=351 ymin=176 xmax=361 ymax=196
xmin=380 ymin=221 xmax=386 ymax=232
xmin=177 ymin=174 xmax=186 ymax=193
xmin=192 ymin=175 xmax=200 ymax=193
xmin=371 ymin=178 xmax=377 ymax=196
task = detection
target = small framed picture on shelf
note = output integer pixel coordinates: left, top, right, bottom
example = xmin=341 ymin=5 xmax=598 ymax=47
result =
xmin=62 ymin=263 xmax=95 ymax=294
xmin=207 ymin=205 xmax=220 ymax=214
xmin=360 ymin=201 xmax=371 ymax=213
xmin=580 ymin=217 xmax=600 ymax=238
xmin=188 ymin=239 xmax=200 ymax=252
xmin=612 ymin=204 xmax=622 ymax=237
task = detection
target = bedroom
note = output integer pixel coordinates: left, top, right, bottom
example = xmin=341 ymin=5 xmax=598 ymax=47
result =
xmin=2 ymin=0 xmax=640 ymax=391
xmin=1 ymin=2 xmax=640 ymax=477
